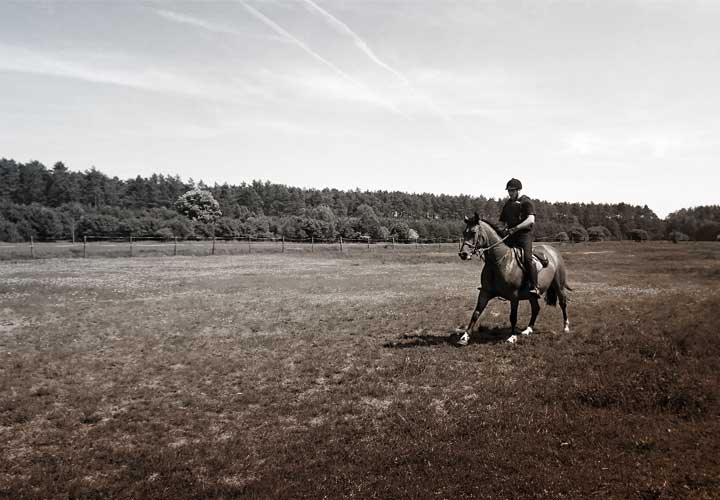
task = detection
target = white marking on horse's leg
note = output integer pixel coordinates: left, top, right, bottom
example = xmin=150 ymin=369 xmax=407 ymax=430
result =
xmin=563 ymin=320 xmax=570 ymax=333
xmin=521 ymin=326 xmax=533 ymax=336
xmin=456 ymin=331 xmax=469 ymax=346
xmin=506 ymin=334 xmax=518 ymax=344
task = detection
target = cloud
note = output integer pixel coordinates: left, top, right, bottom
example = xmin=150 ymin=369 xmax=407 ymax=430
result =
xmin=299 ymin=0 xmax=409 ymax=86
xmin=154 ymin=9 xmax=238 ymax=34
xmin=254 ymin=118 xmax=364 ymax=138
xmin=153 ymin=7 xmax=289 ymax=44
xmin=236 ymin=1 xmax=404 ymax=116
xmin=0 ymin=43 xmax=207 ymax=96
xmin=296 ymin=2 xmax=474 ymax=142
xmin=0 ymin=43 xmax=277 ymax=105
xmin=563 ymin=130 xmax=706 ymax=158
xmin=152 ymin=4 xmax=407 ymax=113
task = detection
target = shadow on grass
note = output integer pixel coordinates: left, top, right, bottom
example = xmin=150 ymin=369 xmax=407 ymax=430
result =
xmin=383 ymin=334 xmax=451 ymax=348
xmin=383 ymin=326 xmax=519 ymax=348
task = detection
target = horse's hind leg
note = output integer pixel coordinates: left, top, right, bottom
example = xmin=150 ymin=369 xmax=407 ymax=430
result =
xmin=509 ymin=299 xmax=519 ymax=333
xmin=559 ymin=289 xmax=570 ymax=333
xmin=505 ymin=300 xmax=522 ymax=343
xmin=521 ymin=297 xmax=540 ymax=336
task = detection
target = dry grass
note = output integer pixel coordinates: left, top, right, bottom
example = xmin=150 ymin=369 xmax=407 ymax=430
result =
xmin=0 ymin=241 xmax=718 ymax=499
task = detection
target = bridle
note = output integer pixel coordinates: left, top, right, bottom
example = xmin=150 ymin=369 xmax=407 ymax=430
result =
xmin=459 ymin=223 xmax=511 ymax=258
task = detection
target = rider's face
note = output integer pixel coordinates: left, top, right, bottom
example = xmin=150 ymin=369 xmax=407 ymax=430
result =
xmin=507 ymin=188 xmax=519 ymax=200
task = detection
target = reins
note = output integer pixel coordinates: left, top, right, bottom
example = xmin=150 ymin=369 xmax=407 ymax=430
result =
xmin=474 ymin=233 xmax=511 ymax=255
xmin=460 ymin=226 xmax=511 ymax=258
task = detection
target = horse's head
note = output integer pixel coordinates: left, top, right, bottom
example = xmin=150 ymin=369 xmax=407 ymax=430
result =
xmin=459 ymin=212 xmax=482 ymax=260
xmin=459 ymin=214 xmax=505 ymax=260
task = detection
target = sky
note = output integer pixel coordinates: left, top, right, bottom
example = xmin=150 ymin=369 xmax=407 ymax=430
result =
xmin=1 ymin=1 xmax=718 ymax=218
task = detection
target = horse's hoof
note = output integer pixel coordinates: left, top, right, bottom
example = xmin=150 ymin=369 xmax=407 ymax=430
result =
xmin=563 ymin=326 xmax=570 ymax=334
xmin=456 ymin=332 xmax=469 ymax=346
xmin=506 ymin=335 xmax=518 ymax=344
xmin=521 ymin=327 xmax=533 ymax=336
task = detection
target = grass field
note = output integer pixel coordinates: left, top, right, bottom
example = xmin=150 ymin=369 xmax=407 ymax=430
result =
xmin=1 ymin=242 xmax=719 ymax=499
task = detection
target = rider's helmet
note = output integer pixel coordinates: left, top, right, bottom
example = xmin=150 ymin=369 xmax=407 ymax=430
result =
xmin=505 ymin=178 xmax=522 ymax=190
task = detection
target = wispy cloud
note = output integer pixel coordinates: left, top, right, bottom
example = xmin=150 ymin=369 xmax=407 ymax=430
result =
xmin=0 ymin=43 xmax=273 ymax=104
xmin=0 ymin=43 xmax=207 ymax=96
xmin=237 ymin=1 xmax=404 ymax=116
xmin=299 ymin=0 xmax=409 ymax=86
xmin=154 ymin=9 xmax=238 ymax=34
xmin=298 ymin=1 xmax=471 ymax=142
xmin=152 ymin=4 xmax=405 ymax=114
xmin=153 ymin=7 xmax=288 ymax=45
xmin=254 ymin=118 xmax=364 ymax=138
xmin=563 ymin=130 xmax=708 ymax=158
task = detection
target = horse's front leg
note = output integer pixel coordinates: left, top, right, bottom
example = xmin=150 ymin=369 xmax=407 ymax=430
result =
xmin=457 ymin=290 xmax=492 ymax=346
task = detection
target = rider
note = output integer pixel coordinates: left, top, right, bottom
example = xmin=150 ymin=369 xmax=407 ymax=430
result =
xmin=499 ymin=178 xmax=541 ymax=297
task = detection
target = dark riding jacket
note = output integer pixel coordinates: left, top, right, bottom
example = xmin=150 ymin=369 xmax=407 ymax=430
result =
xmin=500 ymin=195 xmax=538 ymax=288
xmin=500 ymin=195 xmax=536 ymax=238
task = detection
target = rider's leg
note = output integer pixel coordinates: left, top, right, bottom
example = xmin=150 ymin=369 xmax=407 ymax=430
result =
xmin=518 ymin=233 xmax=539 ymax=295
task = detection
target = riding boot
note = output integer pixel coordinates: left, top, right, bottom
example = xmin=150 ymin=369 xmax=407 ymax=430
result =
xmin=528 ymin=263 xmax=541 ymax=297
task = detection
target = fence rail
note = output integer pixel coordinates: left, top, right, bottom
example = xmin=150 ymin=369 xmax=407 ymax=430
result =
xmin=0 ymin=235 xmax=466 ymax=261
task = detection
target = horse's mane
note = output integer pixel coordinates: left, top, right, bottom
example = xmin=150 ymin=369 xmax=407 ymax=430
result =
xmin=480 ymin=218 xmax=503 ymax=236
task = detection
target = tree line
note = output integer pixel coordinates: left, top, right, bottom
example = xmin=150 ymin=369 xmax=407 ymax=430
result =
xmin=0 ymin=158 xmax=716 ymax=242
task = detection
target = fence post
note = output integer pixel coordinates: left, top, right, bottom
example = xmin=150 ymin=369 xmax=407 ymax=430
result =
xmin=174 ymin=237 xmax=178 ymax=256
xmin=311 ymin=236 xmax=314 ymax=252
xmin=212 ymin=235 xmax=216 ymax=256
xmin=392 ymin=236 xmax=395 ymax=250
xmin=281 ymin=236 xmax=285 ymax=253
xmin=129 ymin=236 xmax=133 ymax=257
xmin=339 ymin=235 xmax=343 ymax=253
xmin=367 ymin=237 xmax=371 ymax=250
xmin=83 ymin=236 xmax=87 ymax=258
xmin=248 ymin=235 xmax=252 ymax=254
xmin=30 ymin=237 xmax=35 ymax=259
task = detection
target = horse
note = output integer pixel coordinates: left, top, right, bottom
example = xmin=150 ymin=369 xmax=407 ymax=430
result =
xmin=456 ymin=213 xmax=571 ymax=345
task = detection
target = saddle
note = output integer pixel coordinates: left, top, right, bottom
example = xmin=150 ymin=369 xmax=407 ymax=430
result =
xmin=512 ymin=247 xmax=550 ymax=274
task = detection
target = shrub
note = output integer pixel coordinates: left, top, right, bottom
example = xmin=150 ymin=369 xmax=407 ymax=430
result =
xmin=174 ymin=189 xmax=222 ymax=224
xmin=155 ymin=227 xmax=175 ymax=240
xmin=567 ymin=225 xmax=588 ymax=243
xmin=587 ymin=225 xmax=612 ymax=242
xmin=76 ymin=214 xmax=122 ymax=237
xmin=168 ymin=218 xmax=194 ymax=239
xmin=668 ymin=231 xmax=689 ymax=243
xmin=389 ymin=221 xmax=411 ymax=240
xmin=627 ymin=229 xmax=649 ymax=242
xmin=0 ymin=219 xmax=21 ymax=242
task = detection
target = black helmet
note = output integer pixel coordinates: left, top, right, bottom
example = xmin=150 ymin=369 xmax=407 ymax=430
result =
xmin=506 ymin=178 xmax=522 ymax=190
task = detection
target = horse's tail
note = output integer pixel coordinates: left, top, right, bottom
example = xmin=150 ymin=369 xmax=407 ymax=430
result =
xmin=545 ymin=248 xmax=571 ymax=306
xmin=544 ymin=281 xmax=572 ymax=306
xmin=545 ymin=286 xmax=558 ymax=306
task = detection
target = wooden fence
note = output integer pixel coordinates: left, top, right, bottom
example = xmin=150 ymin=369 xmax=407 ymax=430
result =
xmin=0 ymin=235 xmax=463 ymax=261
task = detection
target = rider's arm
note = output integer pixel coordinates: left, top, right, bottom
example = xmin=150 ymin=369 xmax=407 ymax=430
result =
xmin=511 ymin=214 xmax=535 ymax=232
